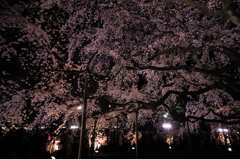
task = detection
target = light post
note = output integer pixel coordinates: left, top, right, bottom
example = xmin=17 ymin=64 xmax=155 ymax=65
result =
xmin=106 ymin=115 xmax=119 ymax=157
xmin=78 ymin=73 xmax=88 ymax=159
xmin=115 ymin=117 xmax=119 ymax=156
xmin=162 ymin=122 xmax=172 ymax=149
xmin=67 ymin=104 xmax=83 ymax=130
xmin=135 ymin=111 xmax=139 ymax=159
xmin=90 ymin=117 xmax=98 ymax=157
xmin=146 ymin=118 xmax=150 ymax=152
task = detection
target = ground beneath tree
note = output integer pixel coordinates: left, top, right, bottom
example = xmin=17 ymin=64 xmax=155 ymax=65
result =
xmin=71 ymin=149 xmax=240 ymax=159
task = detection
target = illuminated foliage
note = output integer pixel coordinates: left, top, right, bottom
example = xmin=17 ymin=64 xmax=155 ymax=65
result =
xmin=0 ymin=0 xmax=240 ymax=133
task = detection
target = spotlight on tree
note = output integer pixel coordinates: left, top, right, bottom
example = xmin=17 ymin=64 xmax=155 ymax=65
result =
xmin=162 ymin=123 xmax=172 ymax=129
xmin=218 ymin=128 xmax=228 ymax=132
xmin=70 ymin=125 xmax=79 ymax=129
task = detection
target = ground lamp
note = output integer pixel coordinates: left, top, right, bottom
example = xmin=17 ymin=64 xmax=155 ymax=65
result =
xmin=217 ymin=128 xmax=232 ymax=152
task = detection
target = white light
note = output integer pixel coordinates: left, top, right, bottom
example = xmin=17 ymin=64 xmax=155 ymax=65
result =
xmin=163 ymin=114 xmax=168 ymax=118
xmin=70 ymin=125 xmax=79 ymax=129
xmin=132 ymin=147 xmax=135 ymax=150
xmin=169 ymin=146 xmax=172 ymax=149
xmin=51 ymin=156 xmax=56 ymax=159
xmin=218 ymin=128 xmax=228 ymax=132
xmin=162 ymin=123 xmax=172 ymax=129
xmin=95 ymin=150 xmax=99 ymax=153
xmin=228 ymin=147 xmax=232 ymax=152
xmin=78 ymin=106 xmax=83 ymax=110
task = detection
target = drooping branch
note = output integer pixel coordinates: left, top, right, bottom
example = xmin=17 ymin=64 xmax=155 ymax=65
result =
xmin=106 ymin=85 xmax=216 ymax=122
xmin=185 ymin=106 xmax=240 ymax=125
xmin=153 ymin=46 xmax=240 ymax=62
xmin=159 ymin=85 xmax=215 ymax=104
xmin=126 ymin=65 xmax=192 ymax=71
xmin=187 ymin=116 xmax=240 ymax=125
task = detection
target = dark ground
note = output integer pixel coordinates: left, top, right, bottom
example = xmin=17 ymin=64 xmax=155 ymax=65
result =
xmin=72 ymin=148 xmax=240 ymax=159
xmin=1 ymin=128 xmax=239 ymax=159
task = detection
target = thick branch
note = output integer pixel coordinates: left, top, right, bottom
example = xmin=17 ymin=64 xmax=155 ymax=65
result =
xmin=126 ymin=65 xmax=192 ymax=71
xmin=187 ymin=116 xmax=240 ymax=125
xmin=126 ymin=63 xmax=239 ymax=75
xmin=159 ymin=85 xmax=215 ymax=104
xmin=186 ymin=107 xmax=240 ymax=125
